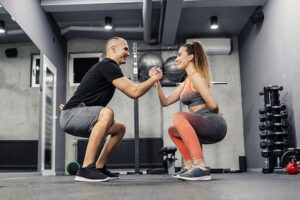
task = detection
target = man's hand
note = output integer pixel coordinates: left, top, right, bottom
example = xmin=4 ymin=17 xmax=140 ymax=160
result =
xmin=59 ymin=104 xmax=65 ymax=111
xmin=149 ymin=67 xmax=163 ymax=81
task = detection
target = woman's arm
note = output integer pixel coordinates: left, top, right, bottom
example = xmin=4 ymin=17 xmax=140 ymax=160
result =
xmin=155 ymin=81 xmax=183 ymax=107
xmin=191 ymin=73 xmax=219 ymax=113
xmin=149 ymin=67 xmax=183 ymax=107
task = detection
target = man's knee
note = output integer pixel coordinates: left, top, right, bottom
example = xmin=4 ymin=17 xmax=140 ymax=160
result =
xmin=98 ymin=107 xmax=114 ymax=125
xmin=119 ymin=122 xmax=126 ymax=135
xmin=114 ymin=122 xmax=126 ymax=136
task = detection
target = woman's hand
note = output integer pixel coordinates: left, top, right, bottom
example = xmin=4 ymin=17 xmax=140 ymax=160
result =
xmin=149 ymin=67 xmax=163 ymax=82
xmin=149 ymin=66 xmax=161 ymax=78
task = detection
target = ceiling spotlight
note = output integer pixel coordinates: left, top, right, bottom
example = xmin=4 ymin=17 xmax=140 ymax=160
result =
xmin=210 ymin=16 xmax=219 ymax=30
xmin=0 ymin=20 xmax=6 ymax=34
xmin=105 ymin=17 xmax=112 ymax=30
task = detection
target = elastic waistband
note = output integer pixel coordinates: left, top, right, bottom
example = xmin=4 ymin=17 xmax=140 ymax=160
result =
xmin=195 ymin=107 xmax=211 ymax=115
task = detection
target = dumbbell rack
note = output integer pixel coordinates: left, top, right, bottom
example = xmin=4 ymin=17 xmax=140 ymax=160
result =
xmin=259 ymin=85 xmax=289 ymax=173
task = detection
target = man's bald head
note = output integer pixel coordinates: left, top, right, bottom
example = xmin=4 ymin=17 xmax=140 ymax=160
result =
xmin=106 ymin=37 xmax=124 ymax=53
xmin=105 ymin=37 xmax=130 ymax=66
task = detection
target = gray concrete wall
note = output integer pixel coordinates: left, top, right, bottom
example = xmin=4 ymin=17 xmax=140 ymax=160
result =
xmin=0 ymin=42 xmax=40 ymax=140
xmin=0 ymin=0 xmax=67 ymax=173
xmin=239 ymin=0 xmax=300 ymax=169
xmin=65 ymin=38 xmax=244 ymax=170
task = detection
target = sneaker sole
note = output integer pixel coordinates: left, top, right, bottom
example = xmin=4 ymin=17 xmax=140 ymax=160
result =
xmin=107 ymin=177 xmax=120 ymax=180
xmin=177 ymin=175 xmax=212 ymax=181
xmin=75 ymin=176 xmax=110 ymax=182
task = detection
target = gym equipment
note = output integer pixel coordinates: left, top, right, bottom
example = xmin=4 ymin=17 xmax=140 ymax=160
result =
xmin=273 ymin=149 xmax=282 ymax=169
xmin=286 ymin=158 xmax=299 ymax=175
xmin=67 ymin=161 xmax=80 ymax=175
xmin=132 ymin=43 xmax=179 ymax=174
xmin=163 ymin=56 xmax=186 ymax=82
xmin=159 ymin=146 xmax=177 ymax=174
xmin=281 ymin=147 xmax=300 ymax=167
xmin=138 ymin=52 xmax=164 ymax=82
xmin=132 ymin=42 xmax=140 ymax=174
xmin=258 ymin=85 xmax=291 ymax=173
xmin=273 ymin=130 xmax=288 ymax=136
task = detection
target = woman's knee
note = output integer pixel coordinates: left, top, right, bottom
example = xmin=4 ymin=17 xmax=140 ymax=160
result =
xmin=172 ymin=112 xmax=186 ymax=123
xmin=168 ymin=125 xmax=180 ymax=138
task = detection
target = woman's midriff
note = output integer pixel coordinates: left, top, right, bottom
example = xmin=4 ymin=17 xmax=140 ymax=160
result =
xmin=188 ymin=104 xmax=208 ymax=114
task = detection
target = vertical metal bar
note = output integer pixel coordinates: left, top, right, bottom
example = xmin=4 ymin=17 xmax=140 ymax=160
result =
xmin=133 ymin=42 xmax=140 ymax=174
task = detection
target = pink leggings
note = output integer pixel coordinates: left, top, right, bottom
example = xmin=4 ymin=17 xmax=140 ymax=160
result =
xmin=168 ymin=110 xmax=227 ymax=161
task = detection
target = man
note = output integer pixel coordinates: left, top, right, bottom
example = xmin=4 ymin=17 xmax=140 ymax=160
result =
xmin=60 ymin=37 xmax=162 ymax=182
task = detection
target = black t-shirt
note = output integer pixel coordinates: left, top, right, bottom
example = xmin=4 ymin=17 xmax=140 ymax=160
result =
xmin=64 ymin=58 xmax=124 ymax=110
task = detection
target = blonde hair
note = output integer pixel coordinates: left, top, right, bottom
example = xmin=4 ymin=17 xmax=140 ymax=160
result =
xmin=183 ymin=41 xmax=213 ymax=87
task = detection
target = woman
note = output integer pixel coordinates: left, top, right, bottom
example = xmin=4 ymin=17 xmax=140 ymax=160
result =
xmin=150 ymin=41 xmax=227 ymax=181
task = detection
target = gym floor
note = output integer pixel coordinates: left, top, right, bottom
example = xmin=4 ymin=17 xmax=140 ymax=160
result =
xmin=0 ymin=172 xmax=298 ymax=200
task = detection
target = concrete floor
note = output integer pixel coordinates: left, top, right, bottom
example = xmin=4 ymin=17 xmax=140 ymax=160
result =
xmin=0 ymin=172 xmax=299 ymax=200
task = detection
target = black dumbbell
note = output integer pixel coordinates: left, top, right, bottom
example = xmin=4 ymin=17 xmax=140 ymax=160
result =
xmin=281 ymin=111 xmax=288 ymax=119
xmin=273 ymin=149 xmax=283 ymax=156
xmin=273 ymin=149 xmax=283 ymax=168
xmin=260 ymin=131 xmax=267 ymax=139
xmin=264 ymin=113 xmax=273 ymax=120
xmin=272 ymin=104 xmax=286 ymax=111
xmin=273 ymin=121 xmax=289 ymax=128
xmin=259 ymin=115 xmax=266 ymax=122
xmin=268 ymin=86 xmax=283 ymax=91
xmin=260 ymin=130 xmax=274 ymax=139
xmin=266 ymin=121 xmax=273 ymax=128
xmin=261 ymin=150 xmax=271 ymax=157
xmin=259 ymin=108 xmax=265 ymax=114
xmin=274 ymin=140 xmax=289 ymax=147
xmin=260 ymin=141 xmax=274 ymax=149
xmin=266 ymin=104 xmax=272 ymax=112
xmin=273 ymin=112 xmax=288 ymax=119
xmin=259 ymin=123 xmax=266 ymax=131
xmin=273 ymin=130 xmax=288 ymax=136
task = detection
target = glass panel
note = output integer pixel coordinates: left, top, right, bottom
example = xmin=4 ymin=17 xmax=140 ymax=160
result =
xmin=44 ymin=68 xmax=54 ymax=170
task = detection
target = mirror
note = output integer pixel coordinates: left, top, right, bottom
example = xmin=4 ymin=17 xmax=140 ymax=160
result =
xmin=0 ymin=5 xmax=40 ymax=172
xmin=41 ymin=55 xmax=57 ymax=174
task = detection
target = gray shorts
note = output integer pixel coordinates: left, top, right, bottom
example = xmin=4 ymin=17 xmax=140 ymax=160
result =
xmin=59 ymin=103 xmax=113 ymax=138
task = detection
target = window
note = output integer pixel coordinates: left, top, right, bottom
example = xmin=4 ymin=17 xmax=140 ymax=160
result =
xmin=68 ymin=53 xmax=103 ymax=86
xmin=31 ymin=54 xmax=41 ymax=87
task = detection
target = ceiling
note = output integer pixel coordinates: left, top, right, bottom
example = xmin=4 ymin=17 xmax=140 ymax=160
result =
xmin=0 ymin=0 xmax=268 ymax=45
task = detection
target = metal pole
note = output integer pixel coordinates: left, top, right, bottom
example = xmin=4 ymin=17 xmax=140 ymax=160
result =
xmin=133 ymin=42 xmax=140 ymax=174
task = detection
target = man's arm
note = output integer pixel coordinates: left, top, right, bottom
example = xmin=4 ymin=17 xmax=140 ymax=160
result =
xmin=112 ymin=70 xmax=162 ymax=99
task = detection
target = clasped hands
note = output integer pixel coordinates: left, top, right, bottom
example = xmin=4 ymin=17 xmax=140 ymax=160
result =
xmin=149 ymin=66 xmax=163 ymax=81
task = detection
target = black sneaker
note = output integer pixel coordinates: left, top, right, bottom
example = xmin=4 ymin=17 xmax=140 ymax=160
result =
xmin=177 ymin=165 xmax=211 ymax=181
xmin=97 ymin=165 xmax=119 ymax=180
xmin=74 ymin=163 xmax=109 ymax=182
